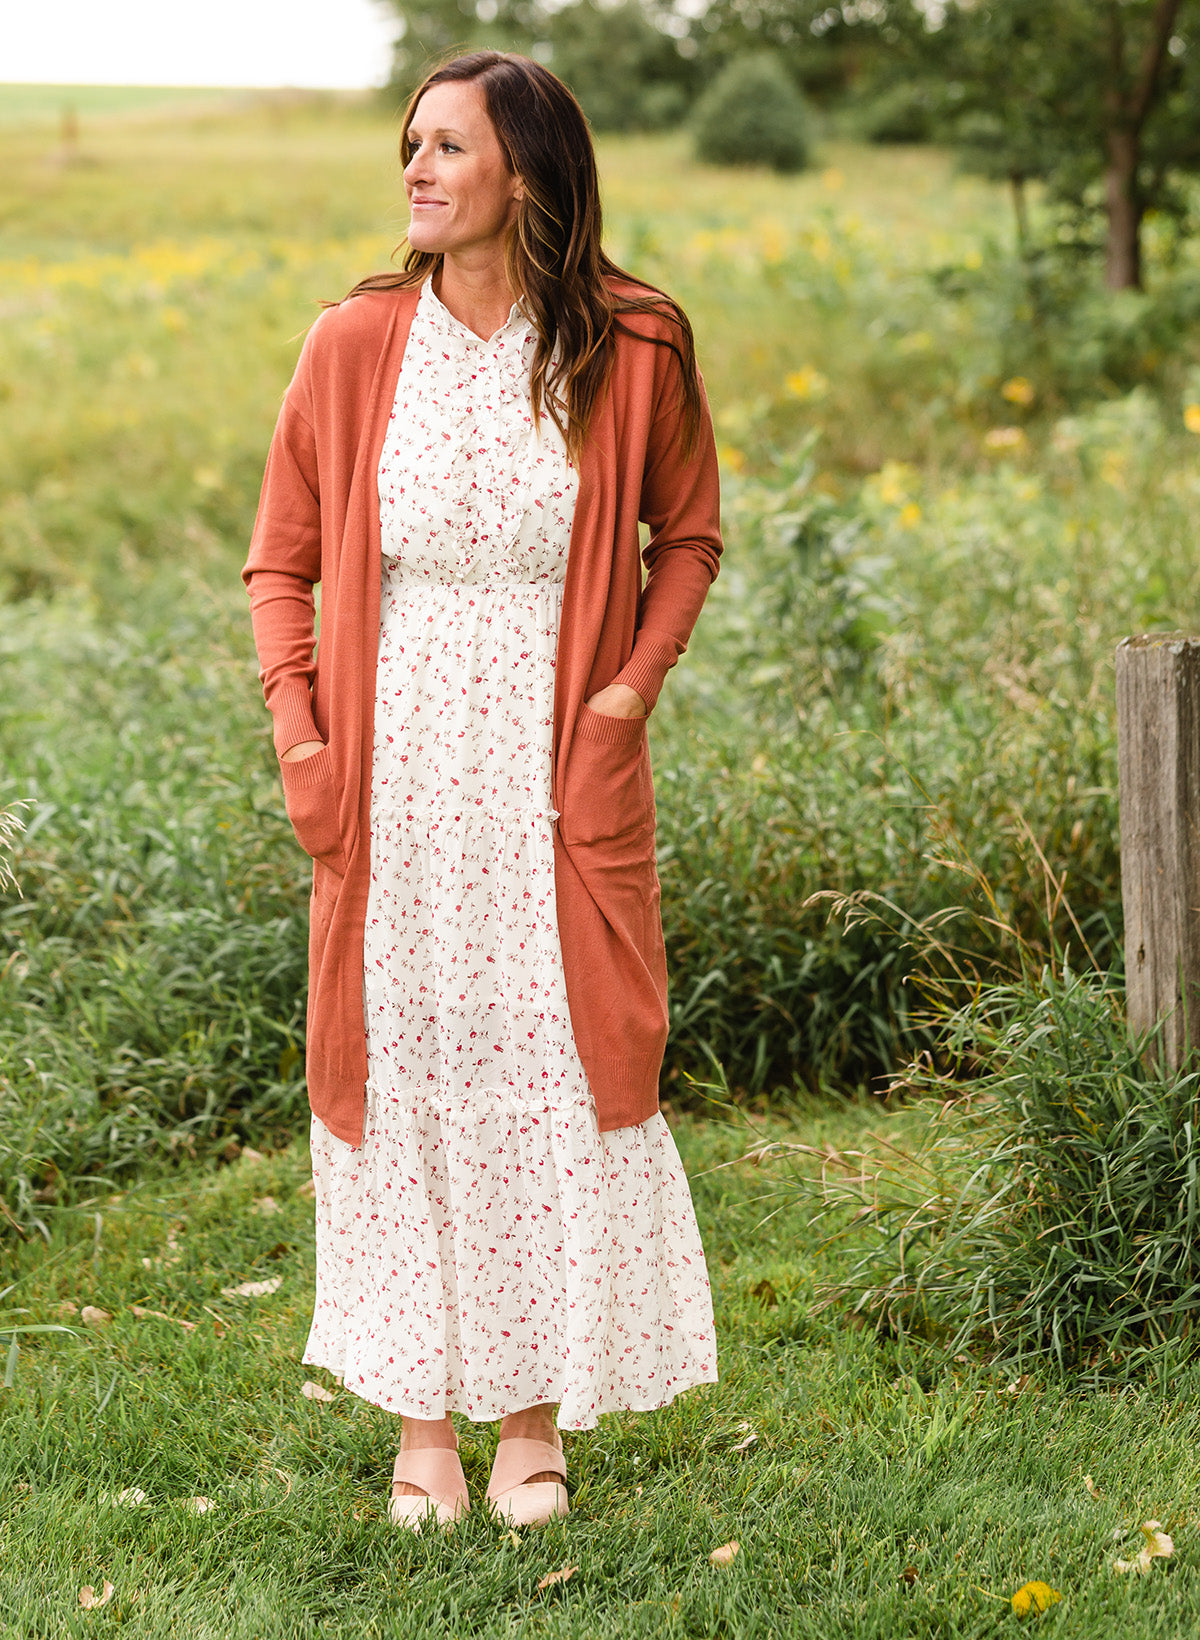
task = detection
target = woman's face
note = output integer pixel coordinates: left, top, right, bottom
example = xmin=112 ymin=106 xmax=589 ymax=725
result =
xmin=403 ymin=81 xmax=523 ymax=263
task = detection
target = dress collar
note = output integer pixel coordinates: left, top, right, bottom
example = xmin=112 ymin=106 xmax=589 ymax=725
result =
xmin=420 ymin=276 xmax=531 ymax=347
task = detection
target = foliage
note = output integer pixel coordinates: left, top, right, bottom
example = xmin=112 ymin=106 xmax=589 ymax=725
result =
xmin=678 ymin=0 xmax=882 ymax=103
xmin=884 ymin=0 xmax=1200 ymax=290
xmin=538 ymin=0 xmax=694 ymax=131
xmin=380 ymin=0 xmax=695 ymax=131
xmin=853 ymin=79 xmax=937 ymax=145
xmin=692 ymin=53 xmax=810 ymax=173
xmin=379 ymin=0 xmax=880 ymax=116
xmin=783 ymin=966 xmax=1200 ymax=1377
xmin=0 ymin=595 xmax=311 ymax=1223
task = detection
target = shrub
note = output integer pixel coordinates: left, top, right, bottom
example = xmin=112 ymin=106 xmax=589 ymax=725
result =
xmin=856 ymin=82 xmax=938 ymax=145
xmin=692 ymin=53 xmax=809 ymax=174
xmin=789 ymin=967 xmax=1200 ymax=1378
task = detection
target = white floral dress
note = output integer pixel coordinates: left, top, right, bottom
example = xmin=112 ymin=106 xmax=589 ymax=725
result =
xmin=301 ymin=278 xmax=719 ymax=1430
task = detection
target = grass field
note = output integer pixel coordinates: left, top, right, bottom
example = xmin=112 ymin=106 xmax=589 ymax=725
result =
xmin=8 ymin=1101 xmax=1200 ymax=1639
xmin=0 ymin=84 xmax=354 ymax=125
xmin=5 ymin=90 xmax=1200 ymax=1636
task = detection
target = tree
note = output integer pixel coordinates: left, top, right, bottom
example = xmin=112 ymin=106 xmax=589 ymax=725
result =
xmin=382 ymin=0 xmax=536 ymax=93
xmin=892 ymin=0 xmax=1200 ymax=291
xmin=685 ymin=0 xmax=883 ymax=103
xmin=380 ymin=0 xmax=695 ymax=130
xmin=542 ymin=1 xmax=696 ymax=131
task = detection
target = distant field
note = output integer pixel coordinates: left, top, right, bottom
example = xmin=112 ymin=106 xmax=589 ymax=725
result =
xmin=0 ymin=84 xmax=356 ymax=126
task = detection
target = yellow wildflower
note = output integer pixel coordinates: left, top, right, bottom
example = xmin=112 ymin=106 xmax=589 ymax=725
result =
xmin=1001 ymin=377 xmax=1036 ymax=406
xmin=1183 ymin=403 xmax=1200 ymax=433
xmin=870 ymin=460 xmax=917 ymax=506
xmin=785 ymin=366 xmax=829 ymax=402
xmin=898 ymin=502 xmax=922 ymax=528
xmin=1011 ymin=1581 xmax=1061 ymax=1617
xmin=983 ymin=426 xmax=1027 ymax=451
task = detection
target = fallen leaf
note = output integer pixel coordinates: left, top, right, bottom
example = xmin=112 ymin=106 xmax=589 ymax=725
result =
xmin=1011 ymin=1581 xmax=1061 ymax=1616
xmin=80 ymin=1306 xmax=112 ymax=1328
xmin=1004 ymin=1375 xmax=1030 ymax=1398
xmin=536 ymin=1564 xmax=577 ymax=1591
xmin=240 ymin=1146 xmax=266 ymax=1164
xmin=131 ymin=1306 xmax=197 ymax=1332
xmin=1083 ymin=1474 xmax=1098 ymax=1497
xmin=1114 ymin=1520 xmax=1174 ymax=1575
xmin=253 ymin=1196 xmax=280 ymax=1215
xmin=635 ymin=1484 xmax=643 ymax=1496
xmin=220 ymin=1277 xmax=282 ymax=1299
xmin=100 ymin=1487 xmax=148 ymax=1508
xmin=57 ymin=1301 xmax=79 ymax=1317
xmin=301 ymin=1380 xmax=337 ymax=1402
xmin=901 ymin=1566 xmax=919 ymax=1586
xmin=79 ymin=1581 xmax=115 ymax=1610
xmin=731 ymin=1430 xmax=758 ymax=1453
xmin=297 ymin=1178 xmax=316 ymax=1199
xmin=709 ymin=1541 xmax=740 ymax=1566
xmin=182 ymin=1496 xmax=214 ymax=1515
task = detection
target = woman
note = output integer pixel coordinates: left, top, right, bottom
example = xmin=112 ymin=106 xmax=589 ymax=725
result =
xmin=242 ymin=50 xmax=723 ymax=1532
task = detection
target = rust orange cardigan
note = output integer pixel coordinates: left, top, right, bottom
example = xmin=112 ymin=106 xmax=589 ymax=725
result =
xmin=242 ymin=280 xmax=722 ymax=1145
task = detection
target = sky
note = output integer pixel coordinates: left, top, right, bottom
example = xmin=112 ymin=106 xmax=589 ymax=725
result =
xmin=3 ymin=0 xmax=400 ymax=90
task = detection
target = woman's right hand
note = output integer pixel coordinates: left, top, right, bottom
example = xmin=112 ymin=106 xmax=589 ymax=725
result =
xmin=281 ymin=739 xmax=326 ymax=763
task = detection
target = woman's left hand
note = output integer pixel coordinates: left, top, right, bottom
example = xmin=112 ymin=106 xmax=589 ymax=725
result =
xmin=585 ymin=683 xmax=647 ymax=719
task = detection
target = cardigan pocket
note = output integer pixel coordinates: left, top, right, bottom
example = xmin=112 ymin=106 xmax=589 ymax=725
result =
xmin=280 ymin=745 xmax=348 ymax=875
xmin=559 ymin=703 xmax=654 ymax=846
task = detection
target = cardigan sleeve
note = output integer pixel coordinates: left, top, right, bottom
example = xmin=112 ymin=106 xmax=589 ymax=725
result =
xmin=609 ymin=331 xmax=723 ymax=713
xmin=241 ymin=327 xmax=325 ymax=759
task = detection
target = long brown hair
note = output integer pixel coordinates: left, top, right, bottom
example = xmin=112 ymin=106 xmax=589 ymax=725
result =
xmin=340 ymin=50 xmax=703 ymax=460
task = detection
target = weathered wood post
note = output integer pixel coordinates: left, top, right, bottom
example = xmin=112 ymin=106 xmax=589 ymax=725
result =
xmin=1116 ymin=634 xmax=1200 ymax=1074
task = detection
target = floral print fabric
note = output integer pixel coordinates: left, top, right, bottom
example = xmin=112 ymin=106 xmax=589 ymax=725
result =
xmin=302 ymin=277 xmax=718 ymax=1430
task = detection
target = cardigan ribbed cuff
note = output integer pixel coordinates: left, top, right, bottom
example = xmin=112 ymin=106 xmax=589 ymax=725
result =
xmin=610 ymin=628 xmax=683 ymax=713
xmin=585 ymin=1054 xmax=662 ymax=1132
xmin=269 ymin=678 xmax=322 ymax=758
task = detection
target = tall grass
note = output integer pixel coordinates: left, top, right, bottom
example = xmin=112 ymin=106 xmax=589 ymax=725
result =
xmin=6 ymin=104 xmax=1200 ymax=1220
xmin=775 ymin=966 xmax=1200 ymax=1379
xmin=0 ymin=591 xmax=310 ymax=1223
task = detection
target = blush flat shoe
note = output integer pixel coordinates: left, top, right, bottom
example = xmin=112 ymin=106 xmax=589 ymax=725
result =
xmin=388 ymin=1446 xmax=470 ymax=1532
xmin=485 ymin=1436 xmax=569 ymax=1527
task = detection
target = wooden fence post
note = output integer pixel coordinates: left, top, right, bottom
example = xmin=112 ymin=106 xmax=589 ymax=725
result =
xmin=1116 ymin=633 xmax=1200 ymax=1074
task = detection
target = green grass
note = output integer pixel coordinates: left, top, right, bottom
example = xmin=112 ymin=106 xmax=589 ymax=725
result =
xmin=4 ymin=1105 xmax=1200 ymax=1638
xmin=0 ymin=85 xmax=352 ymax=126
